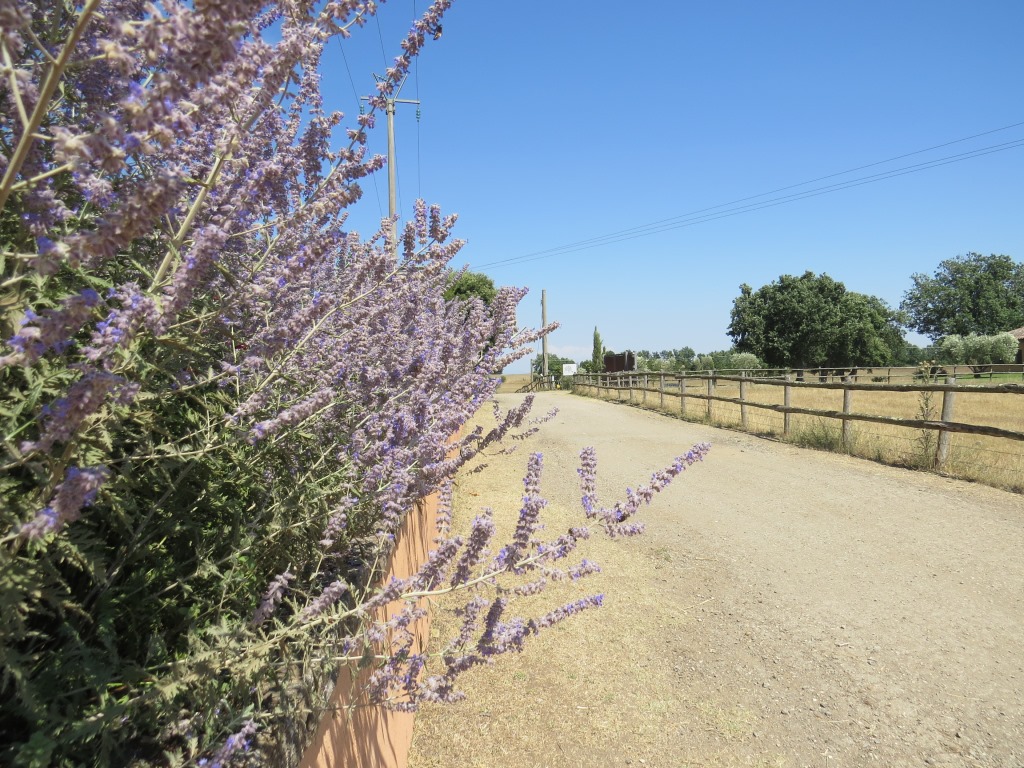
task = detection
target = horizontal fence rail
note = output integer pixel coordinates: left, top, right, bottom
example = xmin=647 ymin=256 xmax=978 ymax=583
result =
xmin=573 ymin=372 xmax=1024 ymax=472
xmin=623 ymin=364 xmax=1024 ymax=383
xmin=517 ymin=374 xmax=558 ymax=393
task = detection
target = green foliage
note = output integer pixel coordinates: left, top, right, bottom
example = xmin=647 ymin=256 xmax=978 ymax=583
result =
xmin=443 ymin=270 xmax=497 ymax=305
xmin=901 ymin=253 xmax=1024 ymax=340
xmin=728 ymin=272 xmax=905 ymax=368
xmin=591 ymin=327 xmax=603 ymax=372
xmin=894 ymin=341 xmax=939 ymax=366
xmin=938 ymin=332 xmax=1018 ymax=366
xmin=531 ymin=353 xmax=575 ymax=382
xmin=0 ymin=295 xmax=366 ymax=764
xmin=911 ymin=389 xmax=939 ymax=469
xmin=726 ymin=351 xmax=764 ymax=370
xmin=788 ymin=418 xmax=844 ymax=452
xmin=634 ymin=348 xmax=696 ymax=372
xmin=690 ymin=349 xmax=756 ymax=371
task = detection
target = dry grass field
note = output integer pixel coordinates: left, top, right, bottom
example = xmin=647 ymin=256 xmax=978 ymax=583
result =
xmin=494 ymin=373 xmax=533 ymax=394
xmin=579 ymin=377 xmax=1024 ymax=493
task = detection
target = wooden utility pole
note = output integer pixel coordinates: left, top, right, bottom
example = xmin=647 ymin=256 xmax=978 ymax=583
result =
xmin=363 ymin=75 xmax=419 ymax=251
xmin=541 ymin=290 xmax=548 ymax=377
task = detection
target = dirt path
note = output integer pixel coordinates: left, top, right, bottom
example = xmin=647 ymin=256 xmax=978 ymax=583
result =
xmin=409 ymin=392 xmax=1024 ymax=768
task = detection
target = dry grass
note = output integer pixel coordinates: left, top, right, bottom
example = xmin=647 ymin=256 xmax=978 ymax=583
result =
xmin=409 ymin=459 xmax=702 ymax=766
xmin=580 ymin=379 xmax=1024 ymax=493
xmin=494 ymin=374 xmax=533 ymax=394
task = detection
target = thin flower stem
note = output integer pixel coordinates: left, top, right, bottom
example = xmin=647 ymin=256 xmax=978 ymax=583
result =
xmin=1 ymin=41 xmax=31 ymax=129
xmin=10 ymin=162 xmax=75 ymax=190
xmin=150 ymin=149 xmax=233 ymax=289
xmin=22 ymin=23 xmax=58 ymax=66
xmin=252 ymin=263 xmax=405 ymax=394
xmin=0 ymin=0 xmax=103 ymax=212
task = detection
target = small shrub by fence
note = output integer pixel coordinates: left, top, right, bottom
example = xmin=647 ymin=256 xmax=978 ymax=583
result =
xmin=574 ymin=372 xmax=1024 ymax=493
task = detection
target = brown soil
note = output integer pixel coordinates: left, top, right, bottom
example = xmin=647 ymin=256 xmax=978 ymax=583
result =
xmin=408 ymin=392 xmax=1024 ymax=768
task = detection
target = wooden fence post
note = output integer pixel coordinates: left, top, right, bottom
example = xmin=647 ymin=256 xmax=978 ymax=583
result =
xmin=936 ymin=376 xmax=957 ymax=468
xmin=841 ymin=377 xmax=853 ymax=450
xmin=783 ymin=373 xmax=792 ymax=436
xmin=641 ymin=374 xmax=647 ymax=406
xmin=706 ymin=374 xmax=715 ymax=421
xmin=680 ymin=374 xmax=687 ymax=417
xmin=740 ymin=373 xmax=748 ymax=430
xmin=659 ymin=374 xmax=665 ymax=409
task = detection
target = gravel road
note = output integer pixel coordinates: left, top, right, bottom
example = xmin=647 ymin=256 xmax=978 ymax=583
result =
xmin=410 ymin=392 xmax=1024 ymax=768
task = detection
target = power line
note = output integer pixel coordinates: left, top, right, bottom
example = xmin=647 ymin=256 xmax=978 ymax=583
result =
xmin=484 ymin=138 xmax=1024 ymax=269
xmin=374 ymin=14 xmax=404 ymax=217
xmin=477 ymin=122 xmax=1024 ymax=270
xmin=337 ymin=38 xmax=384 ymax=218
xmin=374 ymin=13 xmax=389 ymax=69
xmin=414 ymin=0 xmax=422 ymax=200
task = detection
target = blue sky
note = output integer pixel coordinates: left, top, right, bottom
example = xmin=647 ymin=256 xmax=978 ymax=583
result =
xmin=326 ymin=1 xmax=1024 ymax=373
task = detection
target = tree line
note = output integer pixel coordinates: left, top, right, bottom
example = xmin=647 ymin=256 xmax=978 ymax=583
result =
xmin=729 ymin=253 xmax=1022 ymax=369
xmin=564 ymin=253 xmax=1022 ymax=375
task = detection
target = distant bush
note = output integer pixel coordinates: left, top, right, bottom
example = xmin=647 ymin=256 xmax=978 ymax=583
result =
xmin=728 ymin=352 xmax=765 ymax=370
xmin=938 ymin=332 xmax=1017 ymax=368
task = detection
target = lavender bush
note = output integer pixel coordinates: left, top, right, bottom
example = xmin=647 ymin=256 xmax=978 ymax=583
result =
xmin=0 ymin=1 xmax=710 ymax=765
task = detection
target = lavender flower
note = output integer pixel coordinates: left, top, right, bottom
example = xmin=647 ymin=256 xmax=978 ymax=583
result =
xmin=319 ymin=506 xmax=350 ymax=548
xmin=530 ymin=594 xmax=605 ymax=631
xmin=0 ymin=0 xmax=647 ymax=754
xmin=250 ymin=389 xmax=334 ymax=442
xmin=298 ymin=579 xmax=349 ymax=623
xmin=449 ymin=510 xmax=495 ymax=587
xmin=198 ymin=718 xmax=258 ymax=768
xmin=578 ymin=446 xmax=598 ymax=518
xmin=592 ymin=442 xmax=711 ymax=530
xmin=22 ymin=371 xmax=133 ymax=454
xmin=434 ymin=480 xmax=453 ymax=539
xmin=18 ymin=466 xmax=109 ymax=540
xmin=1 ymin=289 xmax=99 ymax=368
xmin=84 ymin=284 xmax=158 ymax=367
xmin=250 ymin=570 xmax=294 ymax=628
xmin=506 ymin=452 xmax=547 ymax=570
xmin=412 ymin=538 xmax=461 ymax=592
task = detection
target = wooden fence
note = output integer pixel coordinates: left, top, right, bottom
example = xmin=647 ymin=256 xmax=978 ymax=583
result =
xmin=517 ymin=374 xmax=558 ymax=393
xmin=300 ymin=493 xmax=439 ymax=768
xmin=573 ymin=372 xmax=1024 ymax=470
xmin=636 ymin=363 xmax=1024 ymax=383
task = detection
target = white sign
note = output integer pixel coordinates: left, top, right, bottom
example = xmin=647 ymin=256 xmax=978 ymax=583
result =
xmin=562 ymin=363 xmax=577 ymax=376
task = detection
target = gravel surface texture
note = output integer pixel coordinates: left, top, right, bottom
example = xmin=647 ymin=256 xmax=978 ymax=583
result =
xmin=409 ymin=392 xmax=1024 ymax=768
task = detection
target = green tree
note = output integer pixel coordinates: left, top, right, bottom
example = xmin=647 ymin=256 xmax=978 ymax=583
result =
xmin=532 ymin=353 xmax=575 ymax=382
xmin=901 ymin=253 xmax=1024 ymax=340
xmin=894 ymin=341 xmax=939 ymax=366
xmin=938 ymin=333 xmax=1017 ymax=366
xmin=591 ymin=326 xmax=604 ymax=372
xmin=444 ymin=269 xmax=498 ymax=304
xmin=728 ymin=272 xmax=905 ymax=368
xmin=670 ymin=347 xmax=697 ymax=371
xmin=728 ymin=351 xmax=764 ymax=370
